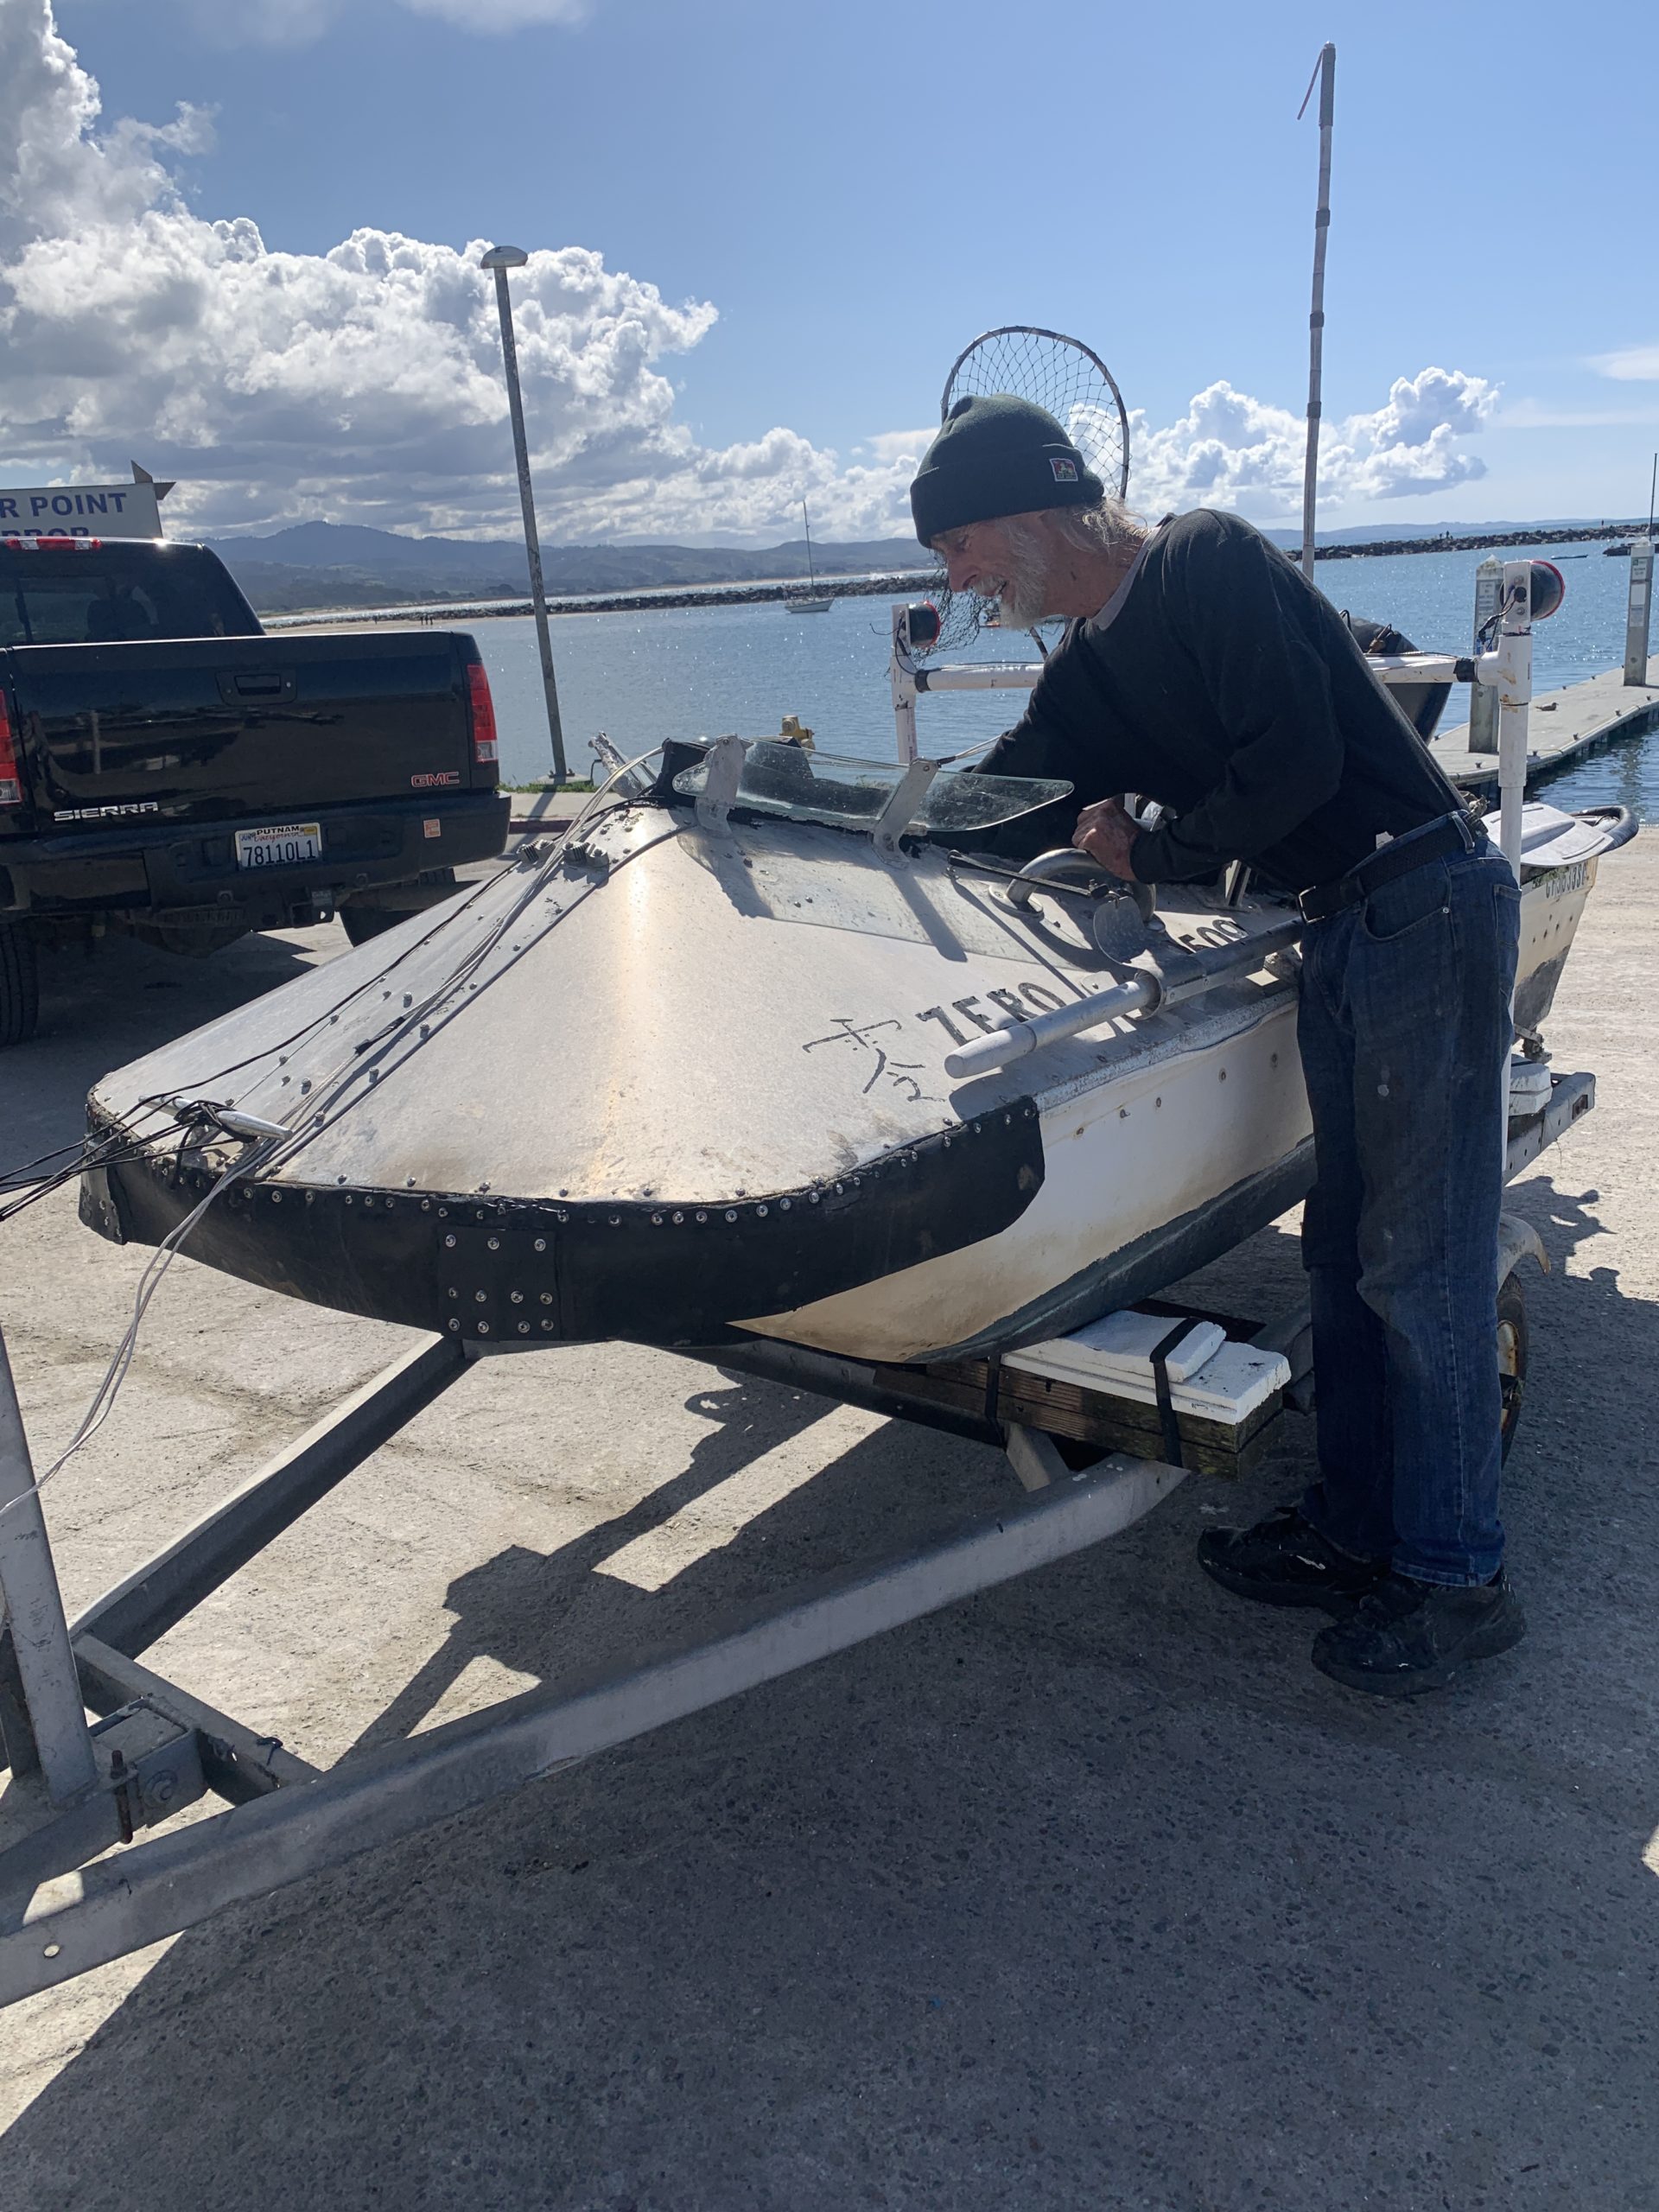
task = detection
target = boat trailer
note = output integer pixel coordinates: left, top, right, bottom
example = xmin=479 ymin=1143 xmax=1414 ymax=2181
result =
xmin=0 ymin=1061 xmax=1590 ymax=2009
xmin=0 ymin=557 xmax=1599 ymax=2005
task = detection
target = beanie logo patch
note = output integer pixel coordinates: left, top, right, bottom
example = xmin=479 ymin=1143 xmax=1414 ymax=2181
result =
xmin=1049 ymin=456 xmax=1079 ymax=482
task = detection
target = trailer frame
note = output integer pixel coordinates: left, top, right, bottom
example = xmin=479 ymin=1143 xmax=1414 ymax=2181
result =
xmin=0 ymin=1068 xmax=1591 ymax=2008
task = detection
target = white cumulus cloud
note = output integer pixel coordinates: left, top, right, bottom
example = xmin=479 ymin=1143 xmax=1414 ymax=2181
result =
xmin=1128 ymin=366 xmax=1497 ymax=519
xmin=0 ymin=3 xmax=1501 ymax=545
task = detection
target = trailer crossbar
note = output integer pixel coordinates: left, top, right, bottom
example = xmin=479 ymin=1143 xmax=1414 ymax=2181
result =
xmin=74 ymin=1332 xmax=467 ymax=1660
xmin=0 ymin=1442 xmax=1182 ymax=2005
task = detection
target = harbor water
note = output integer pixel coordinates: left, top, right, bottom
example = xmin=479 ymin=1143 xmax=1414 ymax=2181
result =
xmin=458 ymin=538 xmax=1656 ymax=815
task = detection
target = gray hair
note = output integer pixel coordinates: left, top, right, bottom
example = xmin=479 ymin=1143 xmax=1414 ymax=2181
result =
xmin=988 ymin=497 xmax=1150 ymax=627
xmin=1048 ymin=494 xmax=1147 ymax=557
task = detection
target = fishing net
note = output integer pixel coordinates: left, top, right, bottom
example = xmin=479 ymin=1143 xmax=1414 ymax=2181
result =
xmin=915 ymin=326 xmax=1132 ymax=657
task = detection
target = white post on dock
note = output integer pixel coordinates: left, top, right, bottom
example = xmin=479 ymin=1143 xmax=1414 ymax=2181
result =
xmin=1469 ymin=554 xmax=1503 ymax=753
xmin=1496 ymin=559 xmax=1533 ymax=875
xmin=1624 ymin=539 xmax=1654 ymax=689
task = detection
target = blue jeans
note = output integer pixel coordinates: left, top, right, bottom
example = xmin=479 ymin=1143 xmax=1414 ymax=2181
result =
xmin=1296 ymin=836 xmax=1521 ymax=1586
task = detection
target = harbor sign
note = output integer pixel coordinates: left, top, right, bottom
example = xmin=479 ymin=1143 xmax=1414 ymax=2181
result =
xmin=0 ymin=480 xmax=162 ymax=539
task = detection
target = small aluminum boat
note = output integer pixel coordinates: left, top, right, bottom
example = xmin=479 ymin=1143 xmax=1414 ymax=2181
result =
xmin=79 ymin=741 xmax=1633 ymax=1365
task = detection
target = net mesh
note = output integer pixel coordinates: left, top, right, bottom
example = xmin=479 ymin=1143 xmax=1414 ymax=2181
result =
xmin=918 ymin=326 xmax=1131 ymax=656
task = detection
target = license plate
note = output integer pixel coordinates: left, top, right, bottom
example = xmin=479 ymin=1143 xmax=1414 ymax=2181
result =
xmin=234 ymin=823 xmax=322 ymax=870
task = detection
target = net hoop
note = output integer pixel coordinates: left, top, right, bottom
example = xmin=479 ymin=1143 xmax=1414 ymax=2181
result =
xmin=940 ymin=325 xmax=1130 ymax=498
xmin=918 ymin=325 xmax=1132 ymax=656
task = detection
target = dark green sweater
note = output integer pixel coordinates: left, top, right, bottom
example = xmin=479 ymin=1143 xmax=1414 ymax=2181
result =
xmin=976 ymin=508 xmax=1465 ymax=889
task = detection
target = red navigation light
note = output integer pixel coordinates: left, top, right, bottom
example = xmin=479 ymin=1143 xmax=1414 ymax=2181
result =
xmin=466 ymin=659 xmax=499 ymax=772
xmin=1528 ymin=560 xmax=1567 ymax=621
xmin=0 ymin=695 xmax=23 ymax=807
xmin=902 ymin=600 xmax=942 ymax=652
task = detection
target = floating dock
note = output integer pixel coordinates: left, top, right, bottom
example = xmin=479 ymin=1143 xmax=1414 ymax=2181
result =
xmin=1433 ymin=652 xmax=1659 ymax=795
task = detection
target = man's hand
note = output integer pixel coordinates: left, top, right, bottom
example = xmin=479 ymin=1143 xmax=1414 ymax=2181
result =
xmin=1072 ymin=798 xmax=1141 ymax=881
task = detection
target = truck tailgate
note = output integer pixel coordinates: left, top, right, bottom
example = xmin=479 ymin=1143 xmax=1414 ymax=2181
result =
xmin=0 ymin=631 xmax=488 ymax=827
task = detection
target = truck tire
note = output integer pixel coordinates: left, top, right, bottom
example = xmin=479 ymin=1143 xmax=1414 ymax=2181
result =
xmin=1497 ymin=1270 xmax=1529 ymax=1464
xmin=0 ymin=920 xmax=40 ymax=1047
xmin=340 ymin=904 xmax=406 ymax=947
xmin=340 ymin=868 xmax=458 ymax=947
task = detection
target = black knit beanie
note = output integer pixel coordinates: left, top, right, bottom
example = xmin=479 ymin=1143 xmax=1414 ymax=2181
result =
xmin=909 ymin=393 xmax=1103 ymax=546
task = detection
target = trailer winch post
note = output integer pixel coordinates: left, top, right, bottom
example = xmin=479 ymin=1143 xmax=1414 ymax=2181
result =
xmin=0 ymin=1325 xmax=97 ymax=1803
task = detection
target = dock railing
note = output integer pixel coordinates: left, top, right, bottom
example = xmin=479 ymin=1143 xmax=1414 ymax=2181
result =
xmin=888 ymin=568 xmax=1541 ymax=876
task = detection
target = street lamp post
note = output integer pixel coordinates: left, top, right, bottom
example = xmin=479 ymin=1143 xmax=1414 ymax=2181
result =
xmin=480 ymin=245 xmax=569 ymax=785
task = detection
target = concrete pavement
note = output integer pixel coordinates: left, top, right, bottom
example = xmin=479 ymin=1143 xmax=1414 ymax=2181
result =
xmin=1 ymin=851 xmax=1656 ymax=2212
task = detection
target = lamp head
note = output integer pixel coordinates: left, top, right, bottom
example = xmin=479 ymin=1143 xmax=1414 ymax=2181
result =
xmin=1526 ymin=559 xmax=1567 ymax=622
xmin=480 ymin=245 xmax=530 ymax=270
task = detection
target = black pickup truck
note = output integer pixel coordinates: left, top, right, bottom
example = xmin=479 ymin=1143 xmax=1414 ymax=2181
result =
xmin=0 ymin=535 xmax=510 ymax=1043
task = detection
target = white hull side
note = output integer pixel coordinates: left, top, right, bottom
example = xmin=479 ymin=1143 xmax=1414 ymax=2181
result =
xmin=743 ymin=856 xmax=1586 ymax=1363
xmin=1514 ymin=854 xmax=1597 ymax=1034
xmin=741 ymin=995 xmax=1310 ymax=1362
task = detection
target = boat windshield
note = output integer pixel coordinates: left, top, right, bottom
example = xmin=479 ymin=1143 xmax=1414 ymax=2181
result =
xmin=671 ymin=742 xmax=1072 ymax=835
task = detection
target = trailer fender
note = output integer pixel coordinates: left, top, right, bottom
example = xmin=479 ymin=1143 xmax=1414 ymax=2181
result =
xmin=1497 ymin=1211 xmax=1548 ymax=1283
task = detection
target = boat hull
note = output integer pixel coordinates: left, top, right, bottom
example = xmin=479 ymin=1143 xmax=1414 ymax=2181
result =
xmin=82 ymin=1088 xmax=1048 ymax=1349
xmin=79 ymin=791 xmax=1615 ymax=1364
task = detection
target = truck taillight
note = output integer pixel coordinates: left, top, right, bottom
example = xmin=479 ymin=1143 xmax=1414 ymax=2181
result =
xmin=467 ymin=661 xmax=499 ymax=770
xmin=0 ymin=697 xmax=22 ymax=808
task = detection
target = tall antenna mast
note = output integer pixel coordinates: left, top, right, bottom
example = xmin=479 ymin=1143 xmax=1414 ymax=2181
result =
xmin=1298 ymin=43 xmax=1337 ymax=582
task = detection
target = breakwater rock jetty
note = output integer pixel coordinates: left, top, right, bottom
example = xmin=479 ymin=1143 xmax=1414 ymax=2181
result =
xmin=1300 ymin=520 xmax=1647 ymax=564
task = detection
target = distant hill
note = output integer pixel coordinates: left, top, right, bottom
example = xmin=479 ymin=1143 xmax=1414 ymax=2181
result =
xmin=203 ymin=514 xmax=1650 ymax=618
xmin=205 ymin=522 xmax=931 ymax=613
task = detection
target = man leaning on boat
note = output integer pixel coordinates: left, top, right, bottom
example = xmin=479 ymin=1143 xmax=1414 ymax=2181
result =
xmin=909 ymin=393 xmax=1523 ymax=1697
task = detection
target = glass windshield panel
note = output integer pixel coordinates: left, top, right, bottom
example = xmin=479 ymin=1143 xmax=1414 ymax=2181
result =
xmin=671 ymin=742 xmax=1071 ymax=834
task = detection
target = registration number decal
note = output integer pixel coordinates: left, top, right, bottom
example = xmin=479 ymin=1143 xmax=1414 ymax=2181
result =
xmin=234 ymin=822 xmax=322 ymax=870
xmin=1539 ymin=861 xmax=1588 ymax=900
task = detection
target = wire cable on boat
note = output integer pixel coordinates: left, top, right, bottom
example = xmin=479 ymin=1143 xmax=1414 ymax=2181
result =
xmin=0 ymin=746 xmax=672 ymax=1527
xmin=127 ymin=743 xmax=667 ymax=1141
xmin=0 ymin=1116 xmax=194 ymax=1226
xmin=0 ymin=1131 xmax=278 ymax=1525
xmin=0 ymin=1136 xmax=88 ymax=1191
xmin=0 ymin=739 xmax=676 ymax=1529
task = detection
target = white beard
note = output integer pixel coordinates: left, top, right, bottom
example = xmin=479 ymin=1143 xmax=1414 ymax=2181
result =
xmin=995 ymin=569 xmax=1052 ymax=629
xmin=991 ymin=518 xmax=1060 ymax=628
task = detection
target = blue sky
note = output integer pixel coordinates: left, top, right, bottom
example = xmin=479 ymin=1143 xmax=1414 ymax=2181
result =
xmin=7 ymin=0 xmax=1656 ymax=540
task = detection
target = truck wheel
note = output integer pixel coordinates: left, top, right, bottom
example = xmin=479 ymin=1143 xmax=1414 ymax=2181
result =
xmin=0 ymin=921 xmax=40 ymax=1047
xmin=340 ymin=869 xmax=458 ymax=947
xmin=1497 ymin=1271 xmax=1529 ymax=1464
xmin=340 ymin=905 xmax=405 ymax=947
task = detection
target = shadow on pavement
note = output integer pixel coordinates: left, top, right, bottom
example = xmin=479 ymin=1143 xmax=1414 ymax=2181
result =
xmin=0 ymin=927 xmax=335 ymax=1160
xmin=5 ymin=1185 xmax=1659 ymax=2212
